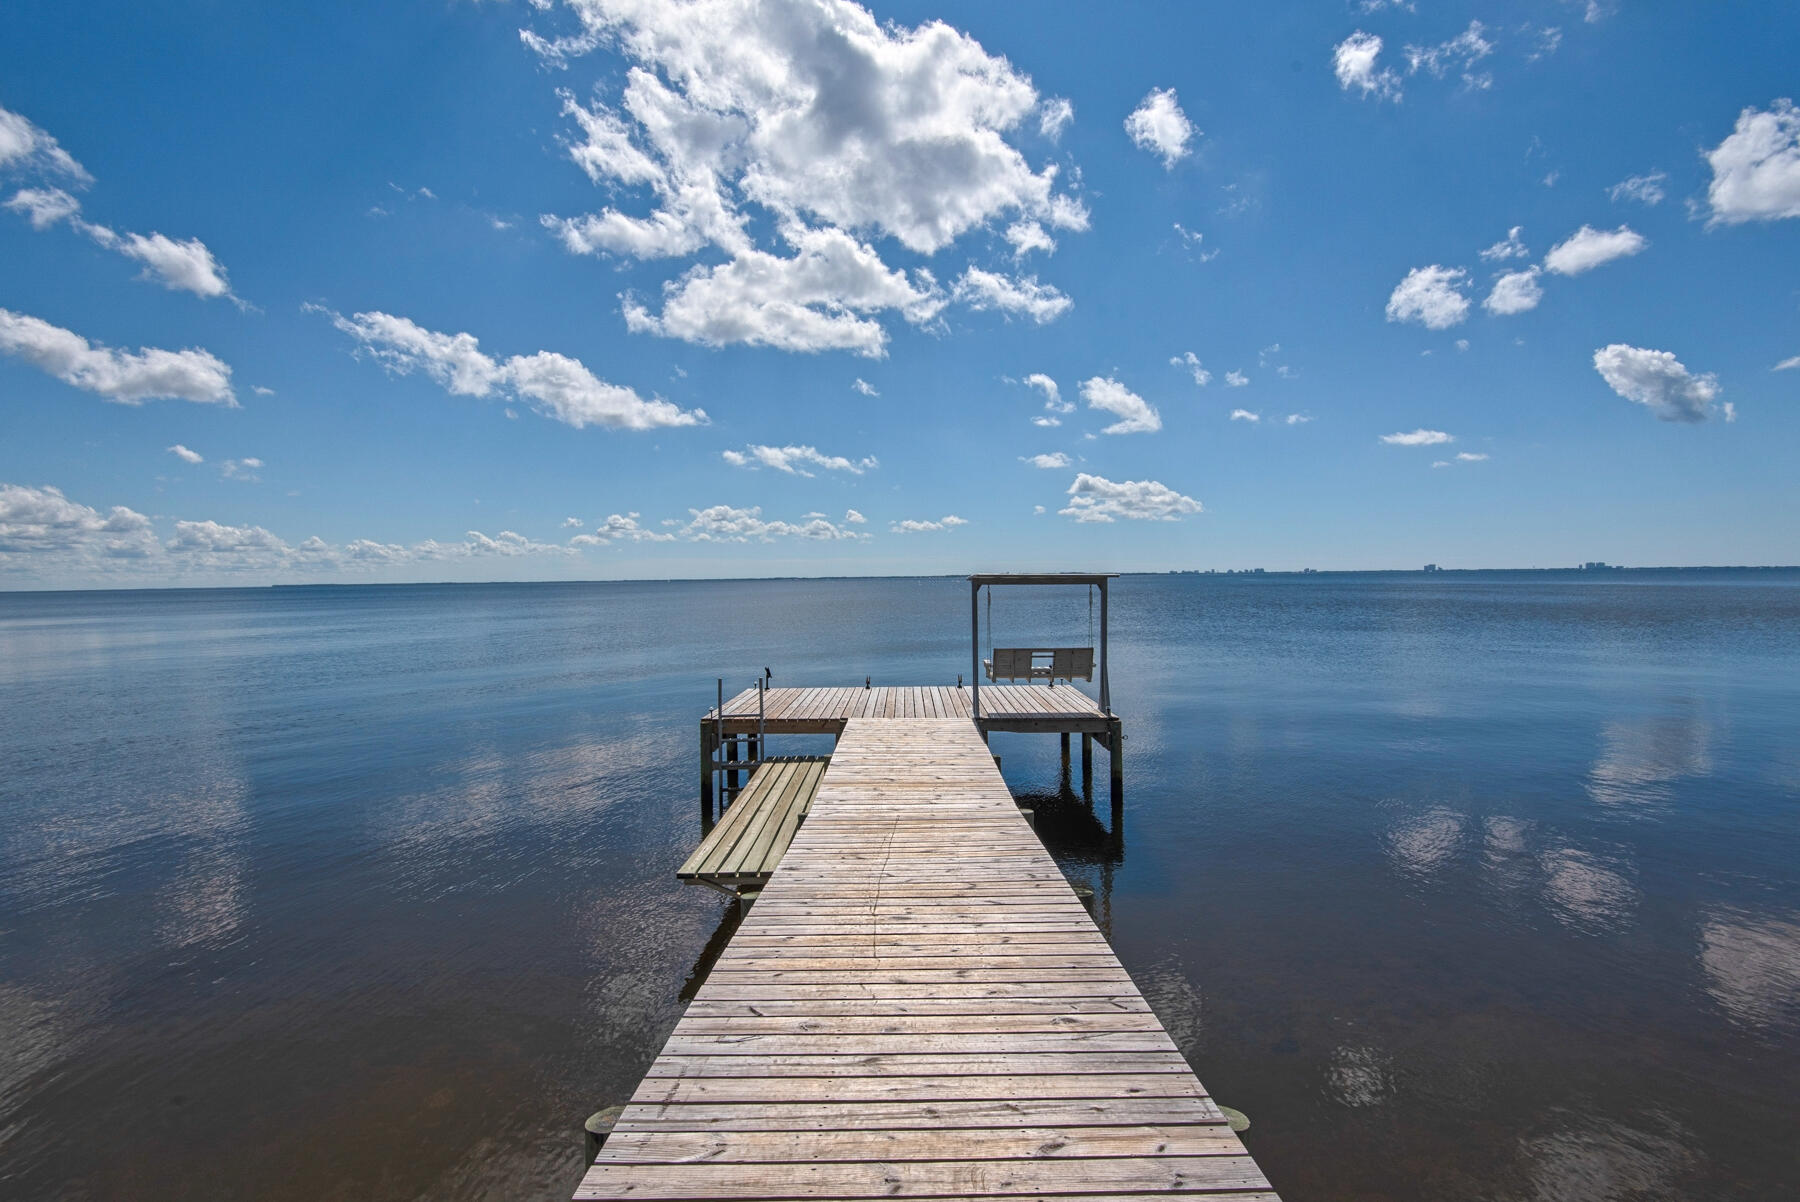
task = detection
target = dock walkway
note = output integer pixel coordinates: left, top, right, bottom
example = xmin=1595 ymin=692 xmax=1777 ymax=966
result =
xmin=580 ymin=718 xmax=1278 ymax=1201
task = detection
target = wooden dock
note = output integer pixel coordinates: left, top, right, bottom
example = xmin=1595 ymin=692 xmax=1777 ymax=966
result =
xmin=580 ymin=717 xmax=1278 ymax=1201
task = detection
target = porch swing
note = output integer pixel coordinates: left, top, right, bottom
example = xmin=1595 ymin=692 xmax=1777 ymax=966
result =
xmin=981 ymin=583 xmax=1096 ymax=684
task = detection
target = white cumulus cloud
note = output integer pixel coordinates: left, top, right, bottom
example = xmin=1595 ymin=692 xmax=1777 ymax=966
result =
xmin=529 ymin=0 xmax=1089 ymax=353
xmin=570 ymin=512 xmax=675 ymax=545
xmin=1229 ymin=408 xmax=1259 ymax=422
xmin=851 ymin=377 xmax=878 ymax=397
xmin=1484 ymin=266 xmax=1543 ymax=315
xmin=1021 ymin=452 xmax=1071 ymax=469
xmin=1386 ymin=265 xmax=1470 ymax=329
xmin=952 ymin=267 xmax=1072 ymax=323
xmin=1080 ymin=376 xmax=1161 ymax=435
xmin=1382 ymin=428 xmax=1454 ymax=446
xmin=1225 ymin=370 xmax=1249 ymax=387
xmin=1479 ymin=226 xmax=1529 ymax=262
xmin=0 ymin=104 xmax=90 ymax=183
xmin=1334 ymin=32 xmax=1402 ymax=101
xmin=1593 ymin=344 xmax=1722 ymax=423
xmin=167 ymin=444 xmax=203 ymax=465
xmin=1023 ymin=372 xmax=1071 ymax=413
xmin=1704 ymin=99 xmax=1800 ymax=225
xmin=721 ymin=444 xmax=877 ymax=476
xmin=889 ymin=514 xmax=968 ymax=533
xmin=0 ymin=308 xmax=235 ymax=405
xmin=1543 ymin=224 xmax=1647 ymax=275
xmin=1609 ymin=171 xmax=1667 ymax=206
xmin=1170 ymin=351 xmax=1211 ymax=387
xmin=1124 ymin=88 xmax=1195 ymax=167
xmin=320 ymin=307 xmax=703 ymax=429
xmin=1060 ymin=474 xmax=1200 ymax=523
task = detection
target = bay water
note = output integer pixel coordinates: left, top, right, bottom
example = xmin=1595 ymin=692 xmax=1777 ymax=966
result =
xmin=2 ymin=572 xmax=1797 ymax=1200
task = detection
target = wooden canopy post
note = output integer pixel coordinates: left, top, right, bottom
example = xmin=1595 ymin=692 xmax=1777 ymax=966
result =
xmin=970 ymin=579 xmax=982 ymax=725
xmin=1099 ymin=578 xmax=1111 ymax=715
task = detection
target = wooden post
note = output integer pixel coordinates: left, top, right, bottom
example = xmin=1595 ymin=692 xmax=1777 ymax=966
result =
xmin=1060 ymin=731 xmax=1071 ymax=775
xmin=1108 ymin=718 xmax=1124 ymax=808
xmin=1099 ymin=579 xmax=1111 ymax=715
xmin=1081 ymin=732 xmax=1093 ymax=796
xmin=699 ymin=721 xmax=716 ymax=829
xmin=970 ymin=580 xmax=981 ymax=724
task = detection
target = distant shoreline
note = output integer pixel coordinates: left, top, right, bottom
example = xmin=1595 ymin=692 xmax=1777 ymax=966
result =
xmin=3 ymin=564 xmax=1799 ymax=597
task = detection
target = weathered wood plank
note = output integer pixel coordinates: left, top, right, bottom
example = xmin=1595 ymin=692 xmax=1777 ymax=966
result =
xmin=590 ymin=718 xmax=1273 ymax=1201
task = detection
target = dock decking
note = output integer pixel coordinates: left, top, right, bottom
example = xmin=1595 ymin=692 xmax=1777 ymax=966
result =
xmin=677 ymin=756 xmax=829 ymax=893
xmin=581 ymin=717 xmax=1278 ymax=1201
xmin=713 ymin=684 xmax=1113 ymax=733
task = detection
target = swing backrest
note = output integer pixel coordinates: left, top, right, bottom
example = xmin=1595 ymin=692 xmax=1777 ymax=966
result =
xmin=1052 ymin=647 xmax=1094 ymax=681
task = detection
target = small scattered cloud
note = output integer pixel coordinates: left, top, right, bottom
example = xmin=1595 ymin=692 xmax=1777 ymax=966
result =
xmin=1285 ymin=413 xmax=1313 ymax=425
xmin=1609 ymin=171 xmax=1668 ymax=206
xmin=1773 ymin=356 xmax=1800 ymax=372
xmin=1383 ymin=428 xmax=1454 ymax=446
xmin=1485 ymin=266 xmax=1544 ymax=315
xmin=0 ymin=104 xmax=90 ymax=183
xmin=1003 ymin=220 xmax=1056 ymax=258
xmin=953 ymin=268 xmax=1072 ymax=323
xmin=1457 ymin=452 xmax=1489 ymax=461
xmin=721 ymin=444 xmax=877 ymax=476
xmin=851 ymin=377 xmax=878 ymax=397
xmin=167 ymin=444 xmax=203 ymax=465
xmin=1039 ymin=97 xmax=1074 ymax=141
xmin=890 ymin=514 xmax=968 ymax=533
xmin=1387 ymin=265 xmax=1470 ymax=329
xmin=561 ymin=516 xmax=583 ymax=528
xmin=1170 ymin=351 xmax=1211 ymax=386
xmin=1404 ymin=20 xmax=1495 ymax=90
xmin=4 ymin=186 xmax=80 ymax=228
xmin=1124 ymin=88 xmax=1195 ymax=167
xmin=1225 ymin=370 xmax=1250 ymax=387
xmin=1544 ymin=224 xmax=1647 ymax=275
xmin=1022 ymin=452 xmax=1072 ymax=469
xmin=1229 ymin=408 xmax=1259 ymax=422
xmin=1060 ymin=473 xmax=1201 ymax=523
xmin=219 ymin=457 xmax=263 ymax=482
xmin=1080 ymin=376 xmax=1161 ymax=435
xmin=1704 ymin=99 xmax=1800 ymax=225
xmin=0 ymin=307 xmax=236 ymax=405
xmin=1334 ymin=32 xmax=1402 ymax=101
xmin=683 ymin=505 xmax=866 ymax=542
xmin=1022 ymin=372 xmax=1071 ymax=413
xmin=570 ymin=512 xmax=676 ymax=545
xmin=1593 ymin=344 xmax=1722 ymax=423
xmin=1480 ymin=226 xmax=1530 ymax=262
xmin=1171 ymin=223 xmax=1219 ymax=262
xmin=319 ymin=307 xmax=704 ymax=430
xmin=844 ymin=508 xmax=866 ymax=524
xmin=1031 ymin=415 xmax=1061 ymax=428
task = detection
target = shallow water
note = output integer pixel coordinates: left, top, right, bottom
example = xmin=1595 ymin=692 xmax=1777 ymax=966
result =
xmin=1 ymin=573 xmax=1797 ymax=1200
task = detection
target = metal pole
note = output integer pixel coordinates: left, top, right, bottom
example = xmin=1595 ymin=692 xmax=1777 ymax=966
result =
xmin=970 ymin=580 xmax=981 ymax=723
xmin=1098 ymin=579 xmax=1111 ymax=715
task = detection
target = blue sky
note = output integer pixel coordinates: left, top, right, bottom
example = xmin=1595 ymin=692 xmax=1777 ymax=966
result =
xmin=1 ymin=0 xmax=1796 ymax=585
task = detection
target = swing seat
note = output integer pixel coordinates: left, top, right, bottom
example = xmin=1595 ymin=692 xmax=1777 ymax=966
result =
xmin=984 ymin=647 xmax=1094 ymax=683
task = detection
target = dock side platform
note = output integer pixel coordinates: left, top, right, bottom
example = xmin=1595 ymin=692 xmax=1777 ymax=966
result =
xmin=580 ymin=717 xmax=1278 ymax=1201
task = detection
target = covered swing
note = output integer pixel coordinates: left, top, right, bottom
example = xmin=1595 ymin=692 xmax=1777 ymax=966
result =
xmin=976 ymin=577 xmax=1102 ymax=684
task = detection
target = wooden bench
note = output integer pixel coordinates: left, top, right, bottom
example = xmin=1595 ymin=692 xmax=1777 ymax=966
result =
xmin=677 ymin=756 xmax=829 ymax=893
xmin=983 ymin=646 xmax=1095 ymax=682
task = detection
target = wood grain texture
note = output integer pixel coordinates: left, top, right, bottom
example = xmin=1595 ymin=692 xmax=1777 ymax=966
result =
xmin=580 ymin=718 xmax=1277 ymax=1201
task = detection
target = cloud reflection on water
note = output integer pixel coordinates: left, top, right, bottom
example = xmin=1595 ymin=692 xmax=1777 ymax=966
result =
xmin=1586 ymin=712 xmax=1713 ymax=809
xmin=1697 ymin=906 xmax=1800 ymax=1033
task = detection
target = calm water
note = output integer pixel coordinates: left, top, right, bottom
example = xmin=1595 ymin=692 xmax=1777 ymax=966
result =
xmin=2 ymin=573 xmax=1797 ymax=1201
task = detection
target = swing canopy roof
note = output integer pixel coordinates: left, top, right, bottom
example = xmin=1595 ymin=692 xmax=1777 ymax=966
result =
xmin=968 ymin=572 xmax=1116 ymax=586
